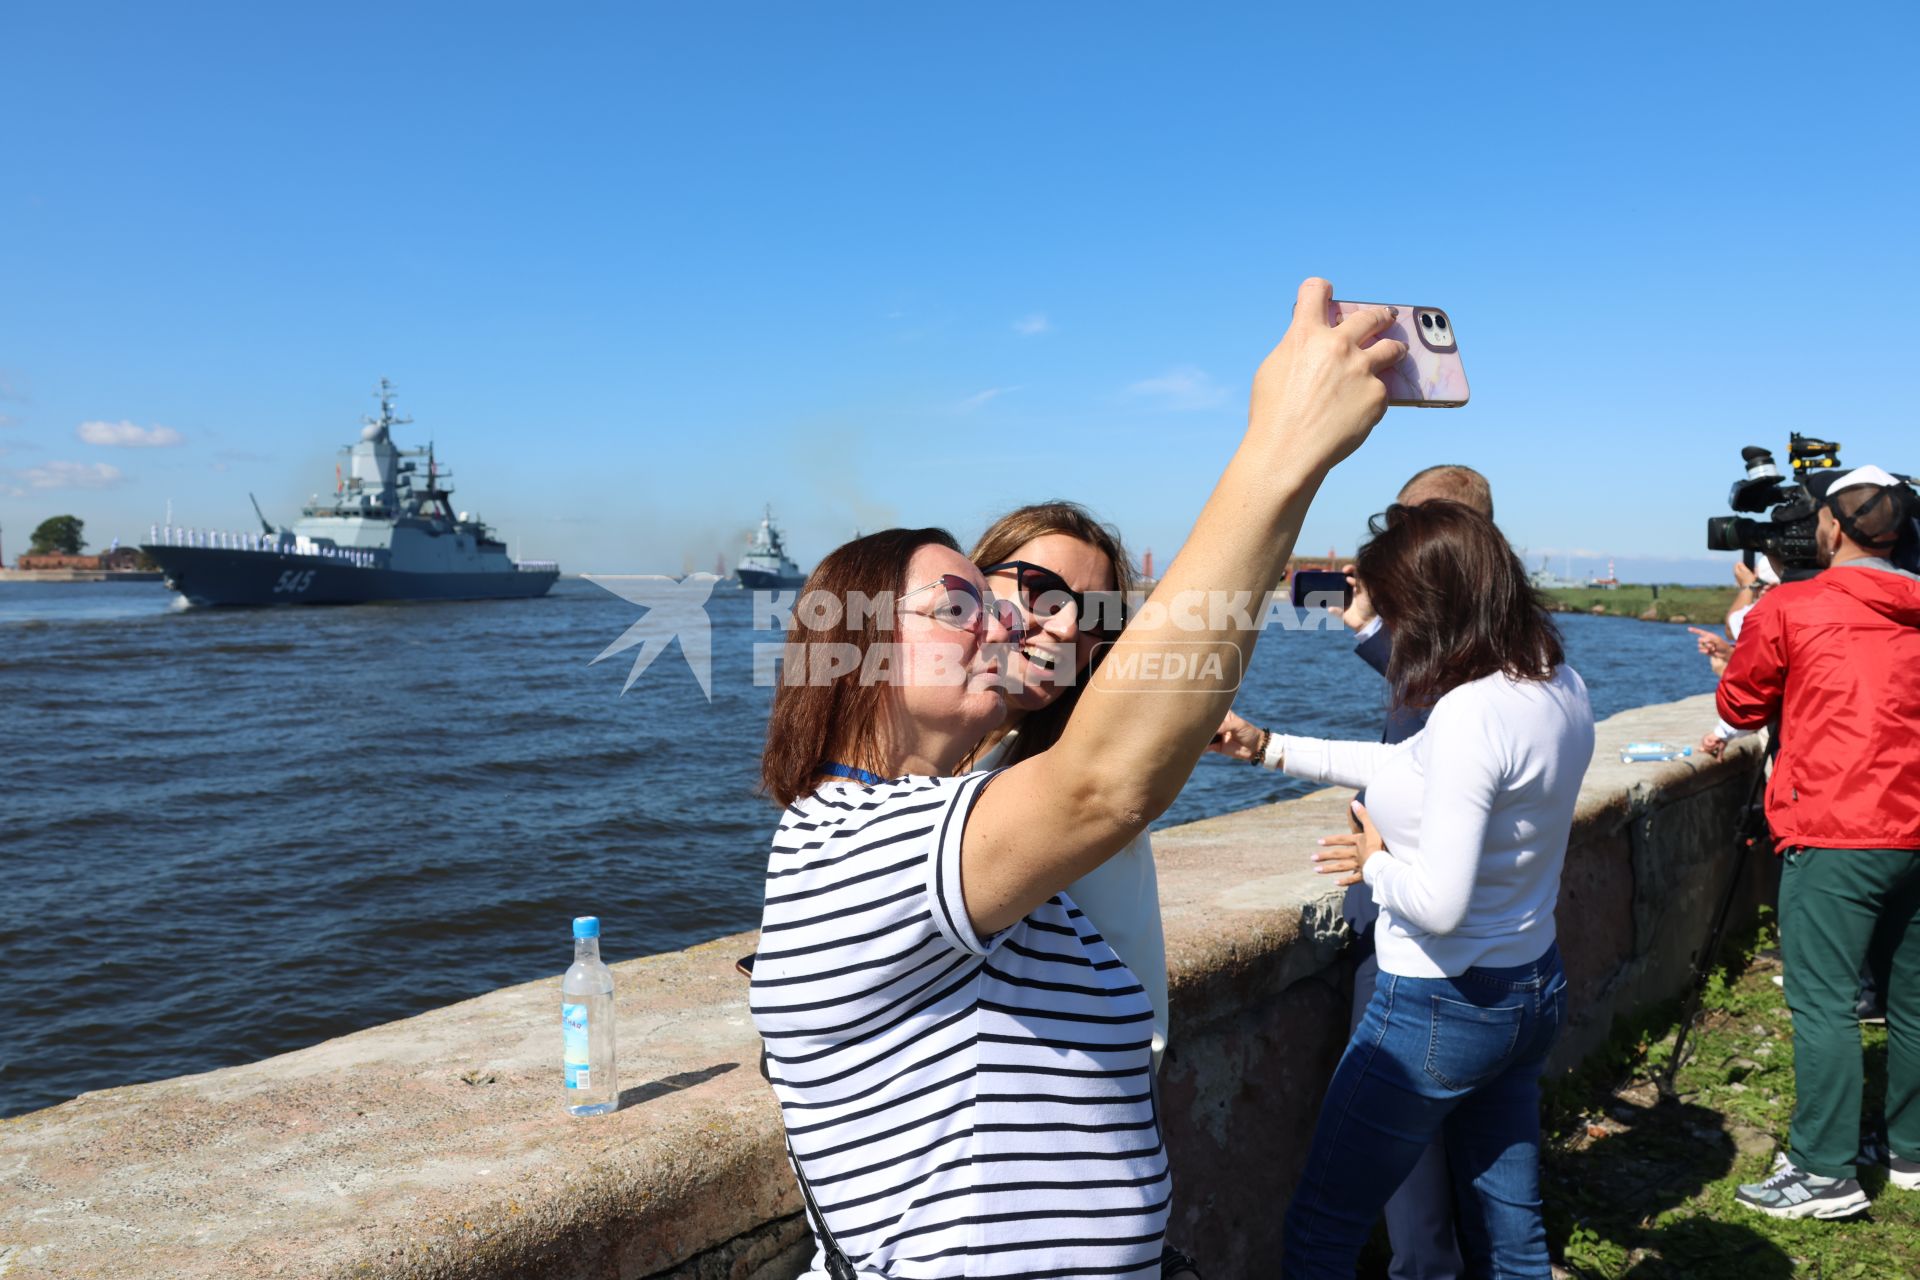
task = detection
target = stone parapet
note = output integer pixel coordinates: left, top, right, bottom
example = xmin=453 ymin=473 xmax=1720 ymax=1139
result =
xmin=0 ymin=694 xmax=1766 ymax=1279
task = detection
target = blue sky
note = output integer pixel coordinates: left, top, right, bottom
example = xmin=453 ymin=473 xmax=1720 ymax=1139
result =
xmin=2 ymin=3 xmax=1914 ymax=582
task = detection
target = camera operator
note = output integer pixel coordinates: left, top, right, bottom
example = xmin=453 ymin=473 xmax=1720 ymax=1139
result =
xmin=1718 ymin=464 xmax=1920 ymax=1219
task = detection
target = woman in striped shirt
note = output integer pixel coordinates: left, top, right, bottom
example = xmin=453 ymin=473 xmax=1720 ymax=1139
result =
xmin=751 ymin=279 xmax=1408 ymax=1278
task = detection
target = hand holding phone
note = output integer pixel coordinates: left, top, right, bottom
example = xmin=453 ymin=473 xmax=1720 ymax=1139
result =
xmin=1290 ymin=569 xmax=1353 ymax=611
xmin=1328 ymin=301 xmax=1470 ymax=407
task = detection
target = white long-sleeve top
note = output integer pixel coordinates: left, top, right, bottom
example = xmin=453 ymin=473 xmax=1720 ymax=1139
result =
xmin=1276 ymin=665 xmax=1595 ymax=978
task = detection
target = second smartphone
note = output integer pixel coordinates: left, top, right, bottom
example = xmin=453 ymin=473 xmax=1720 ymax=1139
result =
xmin=1290 ymin=569 xmax=1353 ymax=610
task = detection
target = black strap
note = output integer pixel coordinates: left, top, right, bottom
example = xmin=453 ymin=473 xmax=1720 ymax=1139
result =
xmin=746 ymin=949 xmax=857 ymax=1280
xmin=782 ymin=1120 xmax=857 ymax=1279
xmin=1830 ymin=483 xmax=1911 ymax=549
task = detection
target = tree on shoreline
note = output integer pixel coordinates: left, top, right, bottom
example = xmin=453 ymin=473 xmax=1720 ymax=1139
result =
xmin=29 ymin=515 xmax=86 ymax=556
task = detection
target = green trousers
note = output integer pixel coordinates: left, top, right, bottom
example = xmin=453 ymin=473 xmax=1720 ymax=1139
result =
xmin=1779 ymin=846 xmax=1920 ymax=1179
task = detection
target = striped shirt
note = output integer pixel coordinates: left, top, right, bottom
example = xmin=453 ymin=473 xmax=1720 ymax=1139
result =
xmin=750 ymin=771 xmax=1169 ymax=1279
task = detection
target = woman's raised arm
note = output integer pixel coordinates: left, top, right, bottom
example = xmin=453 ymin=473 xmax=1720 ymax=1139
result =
xmin=960 ymin=278 xmax=1405 ymax=935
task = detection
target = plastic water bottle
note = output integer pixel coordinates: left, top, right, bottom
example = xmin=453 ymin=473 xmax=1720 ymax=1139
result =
xmin=1620 ymin=741 xmax=1694 ymax=763
xmin=562 ymin=916 xmax=619 ymax=1116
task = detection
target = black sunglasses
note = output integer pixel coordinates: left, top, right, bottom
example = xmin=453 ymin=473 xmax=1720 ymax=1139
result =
xmin=980 ymin=560 xmax=1128 ymax=636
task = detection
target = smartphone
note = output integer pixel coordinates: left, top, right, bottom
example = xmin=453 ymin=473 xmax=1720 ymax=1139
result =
xmin=1291 ymin=569 xmax=1353 ymax=610
xmin=1329 ymin=301 xmax=1470 ymax=407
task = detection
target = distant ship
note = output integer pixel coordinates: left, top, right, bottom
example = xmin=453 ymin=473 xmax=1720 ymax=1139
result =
xmin=1526 ymin=555 xmax=1587 ymax=591
xmin=735 ymin=507 xmax=804 ymax=590
xmin=141 ymin=381 xmax=559 ymax=607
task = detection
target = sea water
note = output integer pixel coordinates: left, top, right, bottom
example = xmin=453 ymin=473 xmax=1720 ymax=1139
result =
xmin=1 ymin=587 xmax=1722 ymax=1119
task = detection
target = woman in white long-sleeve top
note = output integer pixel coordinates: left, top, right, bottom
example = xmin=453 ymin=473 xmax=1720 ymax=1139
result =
xmin=1270 ymin=500 xmax=1596 ymax=1280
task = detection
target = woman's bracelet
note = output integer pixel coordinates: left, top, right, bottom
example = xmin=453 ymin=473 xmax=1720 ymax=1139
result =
xmin=1261 ymin=731 xmax=1286 ymax=772
xmin=1251 ymin=728 xmax=1270 ymax=767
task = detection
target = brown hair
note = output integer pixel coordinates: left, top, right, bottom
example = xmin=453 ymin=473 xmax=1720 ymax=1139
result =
xmin=1398 ymin=464 xmax=1494 ymax=520
xmin=1355 ymin=500 xmax=1562 ymax=711
xmin=967 ymin=500 xmax=1138 ymax=766
xmin=759 ymin=527 xmax=958 ymax=806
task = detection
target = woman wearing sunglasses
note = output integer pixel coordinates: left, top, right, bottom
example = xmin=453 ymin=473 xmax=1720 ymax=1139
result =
xmin=967 ymin=506 xmax=1201 ymax=1280
xmin=750 ymin=280 xmax=1405 ymax=1279
xmin=961 ymin=504 xmax=1170 ymax=1070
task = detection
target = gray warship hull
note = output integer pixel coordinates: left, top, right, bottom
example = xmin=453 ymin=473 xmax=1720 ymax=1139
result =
xmin=143 ymin=545 xmax=558 ymax=608
xmin=734 ymin=566 xmax=804 ymax=591
xmin=140 ymin=381 xmax=560 ymax=609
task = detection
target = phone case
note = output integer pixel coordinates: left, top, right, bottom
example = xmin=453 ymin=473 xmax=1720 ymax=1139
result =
xmin=1329 ymin=301 xmax=1470 ymax=407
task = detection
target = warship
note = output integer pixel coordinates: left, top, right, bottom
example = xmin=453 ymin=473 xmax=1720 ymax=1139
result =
xmin=734 ymin=507 xmax=804 ymax=589
xmin=141 ymin=381 xmax=559 ymax=607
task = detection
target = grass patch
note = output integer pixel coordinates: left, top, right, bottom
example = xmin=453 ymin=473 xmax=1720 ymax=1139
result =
xmin=1544 ymin=585 xmax=1738 ymax=624
xmin=1539 ymin=911 xmax=1916 ymax=1279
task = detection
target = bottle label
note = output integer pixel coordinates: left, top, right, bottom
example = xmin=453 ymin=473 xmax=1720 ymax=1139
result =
xmin=563 ymin=1003 xmax=591 ymax=1089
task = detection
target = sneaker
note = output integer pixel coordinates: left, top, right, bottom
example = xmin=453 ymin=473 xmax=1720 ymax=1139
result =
xmin=1855 ymin=992 xmax=1888 ymax=1025
xmin=1891 ymin=1154 xmax=1920 ymax=1192
xmin=1735 ymin=1153 xmax=1870 ymax=1219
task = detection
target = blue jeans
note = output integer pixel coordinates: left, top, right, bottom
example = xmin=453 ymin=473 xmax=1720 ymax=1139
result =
xmin=1284 ymin=945 xmax=1566 ymax=1279
xmin=1353 ymin=947 xmax=1464 ymax=1280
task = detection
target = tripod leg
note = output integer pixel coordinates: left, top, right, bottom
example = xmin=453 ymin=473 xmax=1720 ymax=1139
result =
xmin=1658 ymin=761 xmax=1769 ymax=1099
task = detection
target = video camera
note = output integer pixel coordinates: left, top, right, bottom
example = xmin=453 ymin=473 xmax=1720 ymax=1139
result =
xmin=1706 ymin=433 xmax=1919 ymax=577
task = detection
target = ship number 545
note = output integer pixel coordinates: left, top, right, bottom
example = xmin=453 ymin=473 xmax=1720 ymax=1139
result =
xmin=273 ymin=570 xmax=316 ymax=594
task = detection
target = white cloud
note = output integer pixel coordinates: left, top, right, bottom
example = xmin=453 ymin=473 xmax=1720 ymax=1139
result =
xmin=956 ymin=386 xmax=1021 ymax=413
xmin=1125 ymin=366 xmax=1229 ymax=411
xmin=78 ymin=419 xmax=182 ymax=447
xmin=1013 ymin=313 xmax=1051 ymax=336
xmin=77 ymin=419 xmax=183 ymax=448
xmin=18 ymin=460 xmax=126 ymax=490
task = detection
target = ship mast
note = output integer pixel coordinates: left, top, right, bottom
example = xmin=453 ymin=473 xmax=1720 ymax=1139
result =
xmin=367 ymin=377 xmax=412 ymax=437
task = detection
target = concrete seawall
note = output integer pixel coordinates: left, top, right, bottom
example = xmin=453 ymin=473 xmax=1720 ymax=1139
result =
xmin=0 ymin=693 xmax=1770 ymax=1280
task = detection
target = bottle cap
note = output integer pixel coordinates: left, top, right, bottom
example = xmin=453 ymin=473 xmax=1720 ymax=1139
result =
xmin=572 ymin=916 xmax=601 ymax=939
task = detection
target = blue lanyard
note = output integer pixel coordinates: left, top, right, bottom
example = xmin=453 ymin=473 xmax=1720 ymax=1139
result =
xmin=821 ymin=762 xmax=884 ymax=785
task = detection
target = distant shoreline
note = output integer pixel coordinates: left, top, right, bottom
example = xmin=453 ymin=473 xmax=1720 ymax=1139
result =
xmin=1541 ymin=584 xmax=1737 ymax=626
xmin=0 ymin=569 xmax=165 ymax=583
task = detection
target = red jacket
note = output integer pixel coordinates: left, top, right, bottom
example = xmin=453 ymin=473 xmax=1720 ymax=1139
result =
xmin=1717 ymin=562 xmax=1920 ymax=850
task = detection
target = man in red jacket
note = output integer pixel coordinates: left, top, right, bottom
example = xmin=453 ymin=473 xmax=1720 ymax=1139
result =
xmin=1717 ymin=465 xmax=1920 ymax=1219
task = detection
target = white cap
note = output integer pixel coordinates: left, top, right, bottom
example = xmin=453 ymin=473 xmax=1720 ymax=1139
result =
xmin=1826 ymin=463 xmax=1902 ymax=495
xmin=1755 ymin=557 xmax=1781 ymax=585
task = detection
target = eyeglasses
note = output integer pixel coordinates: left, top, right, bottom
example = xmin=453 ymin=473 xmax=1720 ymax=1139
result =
xmin=980 ymin=560 xmax=1127 ymax=637
xmin=896 ymin=573 xmax=1025 ymax=640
